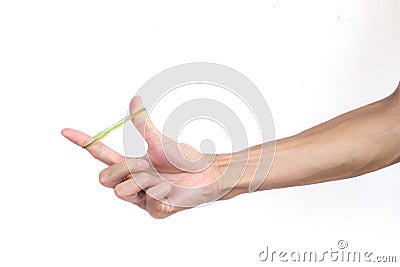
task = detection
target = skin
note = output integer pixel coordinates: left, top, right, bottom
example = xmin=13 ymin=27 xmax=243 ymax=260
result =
xmin=62 ymin=82 xmax=400 ymax=219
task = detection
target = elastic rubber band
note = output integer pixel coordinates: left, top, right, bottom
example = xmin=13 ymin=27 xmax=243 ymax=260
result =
xmin=82 ymin=108 xmax=146 ymax=149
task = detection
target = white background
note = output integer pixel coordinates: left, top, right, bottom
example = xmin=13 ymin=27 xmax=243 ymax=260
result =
xmin=0 ymin=0 xmax=399 ymax=266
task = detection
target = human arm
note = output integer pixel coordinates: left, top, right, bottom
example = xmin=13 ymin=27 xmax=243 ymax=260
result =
xmin=62 ymin=83 xmax=400 ymax=218
xmin=222 ymin=83 xmax=400 ymax=196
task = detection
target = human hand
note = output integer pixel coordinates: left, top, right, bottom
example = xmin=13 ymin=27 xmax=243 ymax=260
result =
xmin=101 ymin=96 xmax=243 ymax=218
xmin=62 ymin=96 xmax=240 ymax=218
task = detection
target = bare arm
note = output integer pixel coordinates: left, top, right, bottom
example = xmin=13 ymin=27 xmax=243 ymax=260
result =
xmin=63 ymin=83 xmax=400 ymax=218
xmin=221 ymin=83 xmax=400 ymax=194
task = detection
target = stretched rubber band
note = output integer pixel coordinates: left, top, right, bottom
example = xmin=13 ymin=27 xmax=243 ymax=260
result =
xmin=82 ymin=108 xmax=146 ymax=149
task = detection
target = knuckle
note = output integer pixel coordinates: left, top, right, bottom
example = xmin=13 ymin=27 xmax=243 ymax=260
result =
xmin=98 ymin=170 xmax=108 ymax=186
xmin=136 ymin=173 xmax=150 ymax=188
xmin=92 ymin=144 xmax=106 ymax=160
xmin=126 ymin=158 xmax=138 ymax=170
xmin=132 ymin=117 xmax=145 ymax=132
xmin=142 ymin=173 xmax=151 ymax=185
xmin=114 ymin=184 xmax=126 ymax=199
xmin=130 ymin=194 xmax=140 ymax=204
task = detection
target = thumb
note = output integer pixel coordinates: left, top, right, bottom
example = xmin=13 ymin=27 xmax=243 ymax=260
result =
xmin=130 ymin=96 xmax=162 ymax=148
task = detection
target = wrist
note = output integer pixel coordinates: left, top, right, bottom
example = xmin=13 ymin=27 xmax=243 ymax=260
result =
xmin=213 ymin=141 xmax=276 ymax=198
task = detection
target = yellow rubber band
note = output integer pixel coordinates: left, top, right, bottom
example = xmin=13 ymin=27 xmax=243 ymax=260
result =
xmin=82 ymin=108 xmax=146 ymax=149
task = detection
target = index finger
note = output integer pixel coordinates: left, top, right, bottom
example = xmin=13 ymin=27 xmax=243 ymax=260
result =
xmin=61 ymin=128 xmax=123 ymax=166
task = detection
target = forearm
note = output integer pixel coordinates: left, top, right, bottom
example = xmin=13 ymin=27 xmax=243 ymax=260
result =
xmin=219 ymin=84 xmax=400 ymax=195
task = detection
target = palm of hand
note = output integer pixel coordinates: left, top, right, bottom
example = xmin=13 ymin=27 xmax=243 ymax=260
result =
xmin=144 ymin=137 xmax=221 ymax=201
